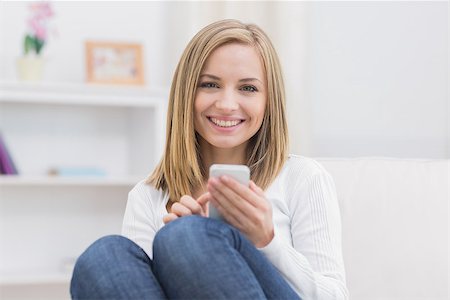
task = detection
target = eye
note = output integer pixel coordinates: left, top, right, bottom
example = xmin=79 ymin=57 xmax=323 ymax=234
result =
xmin=241 ymin=85 xmax=258 ymax=92
xmin=199 ymin=82 xmax=219 ymax=88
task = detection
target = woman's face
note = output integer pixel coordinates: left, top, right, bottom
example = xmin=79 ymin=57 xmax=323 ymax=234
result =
xmin=194 ymin=43 xmax=267 ymax=152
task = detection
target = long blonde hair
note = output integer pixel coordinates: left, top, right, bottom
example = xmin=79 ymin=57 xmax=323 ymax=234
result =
xmin=148 ymin=19 xmax=289 ymax=203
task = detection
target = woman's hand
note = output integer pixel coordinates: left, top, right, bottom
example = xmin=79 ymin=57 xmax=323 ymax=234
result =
xmin=163 ymin=193 xmax=210 ymax=224
xmin=207 ymin=176 xmax=274 ymax=248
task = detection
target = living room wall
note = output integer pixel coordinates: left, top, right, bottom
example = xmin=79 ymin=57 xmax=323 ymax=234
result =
xmin=0 ymin=1 xmax=447 ymax=159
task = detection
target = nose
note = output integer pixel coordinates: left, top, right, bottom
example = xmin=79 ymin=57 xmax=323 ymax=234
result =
xmin=214 ymin=89 xmax=239 ymax=112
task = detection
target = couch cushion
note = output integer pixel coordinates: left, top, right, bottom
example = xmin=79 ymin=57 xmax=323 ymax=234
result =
xmin=317 ymin=157 xmax=449 ymax=300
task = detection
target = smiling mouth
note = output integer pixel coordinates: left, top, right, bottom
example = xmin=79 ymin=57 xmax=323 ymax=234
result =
xmin=209 ymin=117 xmax=244 ymax=128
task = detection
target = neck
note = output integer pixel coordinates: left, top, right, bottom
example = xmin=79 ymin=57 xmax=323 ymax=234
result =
xmin=198 ymin=139 xmax=247 ymax=177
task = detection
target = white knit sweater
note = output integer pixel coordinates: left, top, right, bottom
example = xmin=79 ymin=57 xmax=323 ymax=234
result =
xmin=122 ymin=155 xmax=349 ymax=299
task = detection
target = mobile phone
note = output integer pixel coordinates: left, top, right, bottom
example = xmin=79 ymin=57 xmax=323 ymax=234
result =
xmin=208 ymin=164 xmax=250 ymax=221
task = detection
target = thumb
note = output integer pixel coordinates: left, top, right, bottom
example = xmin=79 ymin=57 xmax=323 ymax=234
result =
xmin=197 ymin=192 xmax=211 ymax=216
xmin=197 ymin=192 xmax=211 ymax=206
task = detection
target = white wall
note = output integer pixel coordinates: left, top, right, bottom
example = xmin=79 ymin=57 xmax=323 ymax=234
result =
xmin=0 ymin=1 xmax=447 ymax=159
xmin=0 ymin=2 xmax=169 ymax=86
xmin=306 ymin=2 xmax=448 ymax=158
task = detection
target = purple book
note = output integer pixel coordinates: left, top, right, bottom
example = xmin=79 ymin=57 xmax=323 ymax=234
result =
xmin=0 ymin=155 xmax=5 ymax=174
xmin=0 ymin=133 xmax=18 ymax=175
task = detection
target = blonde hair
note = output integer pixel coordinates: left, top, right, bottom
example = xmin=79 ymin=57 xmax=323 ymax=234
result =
xmin=148 ymin=19 xmax=289 ymax=203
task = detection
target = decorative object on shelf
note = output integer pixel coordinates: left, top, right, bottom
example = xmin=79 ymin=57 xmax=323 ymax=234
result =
xmin=85 ymin=41 xmax=145 ymax=85
xmin=16 ymin=56 xmax=45 ymax=81
xmin=0 ymin=133 xmax=18 ymax=175
xmin=16 ymin=2 xmax=55 ymax=81
xmin=48 ymin=167 xmax=107 ymax=177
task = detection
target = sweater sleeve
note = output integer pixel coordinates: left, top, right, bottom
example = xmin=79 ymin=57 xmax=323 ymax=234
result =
xmin=259 ymin=168 xmax=349 ymax=300
xmin=121 ymin=182 xmax=160 ymax=259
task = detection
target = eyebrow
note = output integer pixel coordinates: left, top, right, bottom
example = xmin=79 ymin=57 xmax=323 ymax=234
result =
xmin=199 ymin=74 xmax=263 ymax=84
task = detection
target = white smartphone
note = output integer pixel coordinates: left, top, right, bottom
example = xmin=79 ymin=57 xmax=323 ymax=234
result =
xmin=208 ymin=164 xmax=250 ymax=221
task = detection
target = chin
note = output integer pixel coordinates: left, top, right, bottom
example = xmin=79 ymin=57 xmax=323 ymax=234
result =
xmin=211 ymin=142 xmax=242 ymax=149
xmin=208 ymin=138 xmax=246 ymax=150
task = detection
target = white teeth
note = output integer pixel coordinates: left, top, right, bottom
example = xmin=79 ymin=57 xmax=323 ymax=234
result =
xmin=210 ymin=117 xmax=241 ymax=127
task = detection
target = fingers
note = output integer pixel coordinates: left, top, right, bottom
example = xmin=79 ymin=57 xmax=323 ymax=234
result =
xmin=197 ymin=192 xmax=211 ymax=216
xmin=219 ymin=176 xmax=260 ymax=207
xmin=163 ymin=213 xmax=178 ymax=224
xmin=197 ymin=192 xmax=211 ymax=206
xmin=208 ymin=182 xmax=249 ymax=225
xmin=209 ymin=196 xmax=242 ymax=227
xmin=208 ymin=178 xmax=256 ymax=220
xmin=171 ymin=201 xmax=193 ymax=217
xmin=179 ymin=195 xmax=203 ymax=215
xmin=209 ymin=176 xmax=262 ymax=209
xmin=205 ymin=177 xmax=274 ymax=247
xmin=250 ymin=180 xmax=265 ymax=197
xmin=165 ymin=194 xmax=210 ymax=225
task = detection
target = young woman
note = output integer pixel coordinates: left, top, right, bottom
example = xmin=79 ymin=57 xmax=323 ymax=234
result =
xmin=71 ymin=19 xmax=348 ymax=300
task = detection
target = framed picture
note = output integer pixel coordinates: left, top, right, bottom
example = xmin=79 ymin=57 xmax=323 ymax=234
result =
xmin=85 ymin=41 xmax=145 ymax=85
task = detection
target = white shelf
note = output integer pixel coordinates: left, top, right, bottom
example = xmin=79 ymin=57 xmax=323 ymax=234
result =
xmin=0 ymin=80 xmax=168 ymax=107
xmin=0 ymin=269 xmax=72 ymax=285
xmin=0 ymin=175 xmax=141 ymax=186
xmin=0 ymin=80 xmax=165 ymax=288
xmin=0 ymin=81 xmax=167 ymax=178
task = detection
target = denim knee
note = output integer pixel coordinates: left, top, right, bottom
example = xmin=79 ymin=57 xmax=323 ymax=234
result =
xmin=73 ymin=236 xmax=120 ymax=275
xmin=71 ymin=235 xmax=136 ymax=291
xmin=71 ymin=235 xmax=166 ymax=299
xmin=153 ymin=216 xmax=209 ymax=262
xmin=154 ymin=215 xmax=205 ymax=245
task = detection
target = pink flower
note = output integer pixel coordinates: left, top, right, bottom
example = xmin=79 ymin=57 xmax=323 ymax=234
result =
xmin=30 ymin=2 xmax=54 ymax=19
xmin=28 ymin=18 xmax=47 ymax=40
xmin=23 ymin=2 xmax=55 ymax=55
xmin=27 ymin=2 xmax=54 ymax=41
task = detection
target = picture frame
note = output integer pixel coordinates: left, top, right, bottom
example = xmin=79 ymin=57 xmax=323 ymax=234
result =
xmin=85 ymin=41 xmax=145 ymax=85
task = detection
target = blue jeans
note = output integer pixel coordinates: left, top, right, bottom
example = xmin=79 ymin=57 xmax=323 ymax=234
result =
xmin=70 ymin=215 xmax=300 ymax=299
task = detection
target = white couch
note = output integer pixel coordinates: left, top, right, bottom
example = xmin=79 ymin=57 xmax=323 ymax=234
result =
xmin=317 ymin=157 xmax=449 ymax=300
